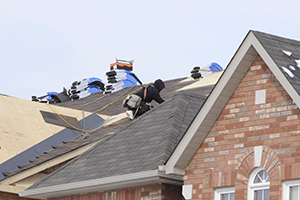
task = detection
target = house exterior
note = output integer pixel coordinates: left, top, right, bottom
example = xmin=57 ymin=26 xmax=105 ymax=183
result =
xmin=14 ymin=29 xmax=300 ymax=200
xmin=168 ymin=31 xmax=300 ymax=200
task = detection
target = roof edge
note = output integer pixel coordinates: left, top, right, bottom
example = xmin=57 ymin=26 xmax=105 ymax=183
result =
xmin=19 ymin=170 xmax=183 ymax=199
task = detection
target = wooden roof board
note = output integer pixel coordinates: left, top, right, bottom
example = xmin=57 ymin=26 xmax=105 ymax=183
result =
xmin=0 ymin=113 xmax=105 ymax=181
xmin=0 ymin=95 xmax=94 ymax=164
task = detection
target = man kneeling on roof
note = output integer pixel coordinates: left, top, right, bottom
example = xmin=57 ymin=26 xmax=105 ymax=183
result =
xmin=123 ymin=79 xmax=165 ymax=119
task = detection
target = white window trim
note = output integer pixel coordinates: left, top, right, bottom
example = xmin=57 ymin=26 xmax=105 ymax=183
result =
xmin=282 ymin=179 xmax=300 ymax=200
xmin=248 ymin=167 xmax=270 ymax=200
xmin=214 ymin=187 xmax=235 ymax=200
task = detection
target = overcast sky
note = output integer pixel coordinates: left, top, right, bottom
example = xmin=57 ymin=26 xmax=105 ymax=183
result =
xmin=1 ymin=0 xmax=300 ymax=100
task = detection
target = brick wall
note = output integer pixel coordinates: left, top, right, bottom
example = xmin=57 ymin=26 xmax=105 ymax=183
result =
xmin=184 ymin=55 xmax=300 ymax=200
xmin=0 ymin=191 xmax=35 ymax=200
xmin=48 ymin=183 xmax=183 ymax=200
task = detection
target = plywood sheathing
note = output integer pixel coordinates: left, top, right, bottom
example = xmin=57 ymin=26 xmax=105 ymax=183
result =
xmin=0 ymin=95 xmax=102 ymax=164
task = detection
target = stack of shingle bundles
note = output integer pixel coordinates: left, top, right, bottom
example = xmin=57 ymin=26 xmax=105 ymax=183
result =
xmin=104 ymin=70 xmax=139 ymax=94
xmin=31 ymin=92 xmax=58 ymax=103
xmin=67 ymin=77 xmax=105 ymax=100
xmin=191 ymin=62 xmax=223 ymax=80
xmin=191 ymin=66 xmax=201 ymax=79
xmin=104 ymin=58 xmax=140 ymax=94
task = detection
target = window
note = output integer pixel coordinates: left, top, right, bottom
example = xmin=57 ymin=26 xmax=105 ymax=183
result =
xmin=283 ymin=180 xmax=300 ymax=200
xmin=215 ymin=187 xmax=235 ymax=200
xmin=248 ymin=168 xmax=270 ymax=200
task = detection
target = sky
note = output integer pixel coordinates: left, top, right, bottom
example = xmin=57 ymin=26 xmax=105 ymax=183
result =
xmin=1 ymin=0 xmax=300 ymax=100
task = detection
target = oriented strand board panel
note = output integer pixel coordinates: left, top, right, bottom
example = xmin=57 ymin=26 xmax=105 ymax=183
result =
xmin=0 ymin=95 xmax=102 ymax=164
xmin=177 ymin=72 xmax=223 ymax=91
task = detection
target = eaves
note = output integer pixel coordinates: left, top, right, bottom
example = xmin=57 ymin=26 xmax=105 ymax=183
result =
xmin=19 ymin=170 xmax=183 ymax=200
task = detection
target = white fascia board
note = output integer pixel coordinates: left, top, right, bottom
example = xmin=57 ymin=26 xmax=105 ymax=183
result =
xmin=248 ymin=32 xmax=300 ymax=109
xmin=164 ymin=31 xmax=259 ymax=174
xmin=19 ymin=170 xmax=183 ymax=199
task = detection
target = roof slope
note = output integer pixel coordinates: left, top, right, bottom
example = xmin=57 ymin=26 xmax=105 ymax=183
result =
xmin=2 ymin=77 xmax=216 ymax=179
xmin=251 ymin=31 xmax=300 ymax=94
xmin=27 ymin=91 xmax=206 ymax=189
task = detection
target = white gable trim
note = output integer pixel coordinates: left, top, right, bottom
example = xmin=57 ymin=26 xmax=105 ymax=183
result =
xmin=165 ymin=31 xmax=300 ymax=174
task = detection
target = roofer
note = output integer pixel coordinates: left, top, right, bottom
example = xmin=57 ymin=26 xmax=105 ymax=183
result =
xmin=123 ymin=79 xmax=165 ymax=119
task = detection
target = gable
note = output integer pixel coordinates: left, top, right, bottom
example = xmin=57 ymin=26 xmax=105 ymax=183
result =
xmin=184 ymin=51 xmax=300 ymax=200
xmin=164 ymin=30 xmax=300 ymax=174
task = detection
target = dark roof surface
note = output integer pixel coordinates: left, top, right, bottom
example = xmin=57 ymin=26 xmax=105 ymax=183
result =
xmin=252 ymin=31 xmax=300 ymax=94
xmin=28 ymin=91 xmax=207 ymax=189
xmin=3 ymin=78 xmax=214 ymax=180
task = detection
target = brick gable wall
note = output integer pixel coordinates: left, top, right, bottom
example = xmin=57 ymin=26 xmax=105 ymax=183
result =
xmin=184 ymin=55 xmax=300 ymax=200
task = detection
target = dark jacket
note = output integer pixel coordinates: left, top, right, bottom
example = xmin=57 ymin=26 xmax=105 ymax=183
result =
xmin=135 ymin=79 xmax=165 ymax=104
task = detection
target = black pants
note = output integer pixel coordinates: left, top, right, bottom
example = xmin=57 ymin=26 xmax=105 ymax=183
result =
xmin=132 ymin=101 xmax=149 ymax=117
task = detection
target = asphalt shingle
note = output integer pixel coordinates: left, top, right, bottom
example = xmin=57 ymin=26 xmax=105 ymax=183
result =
xmin=252 ymin=31 xmax=300 ymax=94
xmin=28 ymin=91 xmax=207 ymax=189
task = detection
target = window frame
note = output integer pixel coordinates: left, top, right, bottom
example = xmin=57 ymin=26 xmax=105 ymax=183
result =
xmin=282 ymin=179 xmax=300 ymax=200
xmin=214 ymin=187 xmax=235 ymax=200
xmin=248 ymin=167 xmax=270 ymax=200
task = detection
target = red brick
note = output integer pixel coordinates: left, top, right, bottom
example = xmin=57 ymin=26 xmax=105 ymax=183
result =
xmin=185 ymin=55 xmax=300 ymax=200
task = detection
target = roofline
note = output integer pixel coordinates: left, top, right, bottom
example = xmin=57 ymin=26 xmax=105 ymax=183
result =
xmin=19 ymin=170 xmax=183 ymax=199
xmin=164 ymin=30 xmax=300 ymax=174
